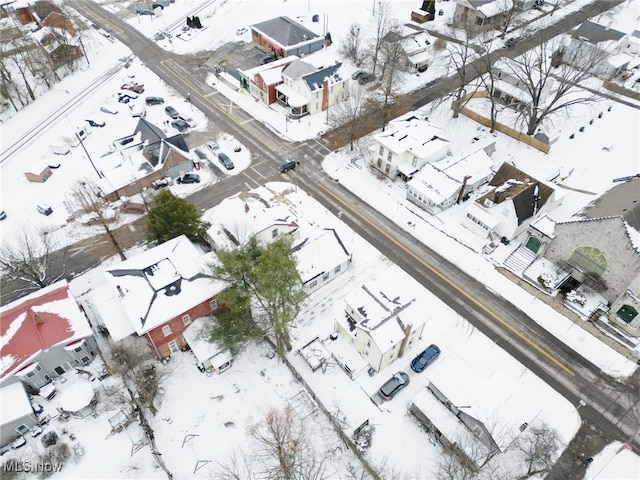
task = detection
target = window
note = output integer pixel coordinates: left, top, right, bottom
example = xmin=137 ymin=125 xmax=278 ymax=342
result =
xmin=26 ymin=372 xmax=35 ymax=378
xmin=617 ymin=305 xmax=638 ymax=324
xmin=412 ymin=156 xmax=418 ymax=167
xmin=16 ymin=425 xmax=30 ymax=435
xmin=182 ymin=314 xmax=191 ymax=325
xmin=272 ymin=228 xmax=278 ymax=238
xmin=568 ymin=247 xmax=607 ymax=278
xmin=377 ymin=158 xmax=382 ymax=168
xmin=210 ymin=299 xmax=218 ymax=311
xmin=334 ymin=265 xmax=341 ymax=274
xmin=366 ymin=340 xmax=371 ymax=348
xmin=309 ymin=280 xmax=317 ymax=288
xmin=74 ymin=346 xmax=83 ymax=353
xmin=162 ymin=325 xmax=171 ymax=337
xmin=387 ymin=152 xmax=392 ymax=162
xmin=322 ymin=272 xmax=330 ymax=281
xmin=379 ymin=146 xmax=384 ymax=156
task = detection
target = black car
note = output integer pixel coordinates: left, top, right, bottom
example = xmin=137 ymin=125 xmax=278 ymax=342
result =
xmin=261 ymin=55 xmax=277 ymax=65
xmin=351 ymin=70 xmax=367 ymax=80
xmin=278 ymin=159 xmax=298 ymax=173
xmin=165 ymin=106 xmax=179 ymax=118
xmin=504 ymin=38 xmax=518 ymax=49
xmin=118 ymin=92 xmax=137 ymax=103
xmin=218 ymin=153 xmax=234 ymax=170
xmin=145 ymin=96 xmax=165 ymax=105
xmin=177 ymin=173 xmax=200 ymax=184
xmin=379 ymin=372 xmax=410 ymax=400
xmin=358 ymin=73 xmax=374 ymax=85
xmin=86 ymin=119 xmax=105 ymax=128
xmin=171 ymin=118 xmax=190 ymax=132
xmin=410 ymin=344 xmax=441 ymax=373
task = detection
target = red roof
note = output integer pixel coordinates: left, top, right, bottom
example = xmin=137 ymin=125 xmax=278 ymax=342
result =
xmin=0 ymin=281 xmax=91 ymax=380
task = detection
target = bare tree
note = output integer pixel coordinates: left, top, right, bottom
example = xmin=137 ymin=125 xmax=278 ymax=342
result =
xmin=514 ymin=423 xmax=562 ymax=479
xmin=0 ymin=227 xmax=68 ymax=294
xmin=444 ymin=31 xmax=479 ymax=119
xmin=499 ymin=37 xmax=604 ymax=135
xmin=70 ymin=179 xmax=126 ymax=261
xmin=473 ymin=36 xmax=505 ymax=132
xmin=327 ymin=83 xmax=372 ymax=150
xmin=376 ymin=27 xmax=408 ymax=131
xmin=369 ymin=1 xmax=395 ymax=76
xmin=339 ymin=22 xmax=364 ymax=66
xmin=497 ymin=0 xmax=520 ymax=38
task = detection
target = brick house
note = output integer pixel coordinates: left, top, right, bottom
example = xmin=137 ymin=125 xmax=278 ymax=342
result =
xmin=250 ymin=16 xmax=324 ymax=59
xmin=238 ymin=56 xmax=299 ymax=106
xmin=89 ymin=235 xmax=225 ymax=358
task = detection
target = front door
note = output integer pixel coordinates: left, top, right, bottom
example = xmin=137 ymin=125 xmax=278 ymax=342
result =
xmin=525 ymin=236 xmax=542 ymax=253
xmin=54 ymin=366 xmax=65 ymax=375
xmin=168 ymin=341 xmax=179 ymax=354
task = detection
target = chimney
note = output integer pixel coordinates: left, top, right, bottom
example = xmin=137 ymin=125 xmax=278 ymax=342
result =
xmin=33 ymin=312 xmax=44 ymax=324
xmin=397 ymin=323 xmax=413 ymax=359
xmin=116 ymin=285 xmax=124 ymax=297
xmin=321 ymin=79 xmax=329 ymax=112
xmin=456 ymin=175 xmax=472 ymax=204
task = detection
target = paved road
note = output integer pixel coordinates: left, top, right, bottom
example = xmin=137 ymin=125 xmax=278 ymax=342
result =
xmin=12 ymin=0 xmax=634 ymax=455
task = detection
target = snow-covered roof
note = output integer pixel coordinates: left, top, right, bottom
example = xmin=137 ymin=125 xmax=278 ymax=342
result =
xmin=607 ymin=52 xmax=633 ymax=68
xmin=375 ymin=116 xmax=450 ymax=159
xmin=282 ymin=59 xmax=317 ymax=80
xmin=250 ymin=16 xmax=322 ymax=49
xmin=275 ymin=83 xmax=308 ymax=108
xmin=465 ymin=203 xmax=500 ymax=228
xmin=0 ymin=381 xmax=33 ymax=424
xmin=572 ymin=20 xmax=627 ymax=44
xmin=344 ymin=282 xmax=428 ymax=349
xmin=302 ymin=62 xmax=344 ymax=92
xmin=427 ymin=354 xmax=541 ymax=451
xmin=182 ymin=318 xmax=231 ymax=366
xmin=260 ymin=67 xmax=285 ymax=85
xmin=530 ymin=214 xmax=557 ymax=238
xmin=240 ymin=55 xmax=299 ymax=78
xmin=293 ymin=228 xmax=350 ymax=285
xmin=476 ymin=0 xmax=513 ymax=18
xmin=437 ymin=149 xmax=494 ymax=185
xmin=205 ymin=188 xmax=299 ymax=249
xmin=408 ymin=164 xmax=461 ymax=205
xmin=0 ymin=280 xmax=93 ymax=381
xmin=100 ymin=235 xmax=224 ymax=336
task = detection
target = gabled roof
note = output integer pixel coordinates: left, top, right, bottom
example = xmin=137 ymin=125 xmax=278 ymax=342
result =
xmin=283 ymin=59 xmax=317 ymax=80
xmin=375 ymin=115 xmax=451 ymax=158
xmin=100 ymin=236 xmax=223 ymax=336
xmin=572 ymin=20 xmax=626 ymax=44
xmin=475 ymin=163 xmax=554 ymax=224
xmin=251 ymin=16 xmax=321 ymax=48
xmin=302 ymin=63 xmax=343 ymax=92
xmin=292 ymin=228 xmax=350 ymax=284
xmin=135 ymin=117 xmax=166 ymax=144
xmin=0 ymin=281 xmax=92 ymax=380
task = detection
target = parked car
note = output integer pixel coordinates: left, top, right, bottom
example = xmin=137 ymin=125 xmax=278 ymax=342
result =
xmin=177 ymin=173 xmax=200 ymax=184
xmin=278 ymin=158 xmax=298 ymax=173
xmin=261 ymin=55 xmax=277 ymax=65
xmin=410 ymin=344 xmax=441 ymax=373
xmin=358 ymin=73 xmax=374 ymax=85
xmin=177 ymin=115 xmax=197 ymax=128
xmin=165 ymin=106 xmax=179 ymax=119
xmin=118 ymin=93 xmax=137 ymax=104
xmin=36 ymin=204 xmax=53 ymax=216
xmin=0 ymin=210 xmax=6 ymax=220
xmin=100 ymin=106 xmax=118 ymax=115
xmin=218 ymin=153 xmax=234 ymax=170
xmin=171 ymin=118 xmax=190 ymax=132
xmin=85 ymin=119 xmax=105 ymax=128
xmin=121 ymin=83 xmax=145 ymax=94
xmin=206 ymin=142 xmax=220 ymax=154
xmin=236 ymin=27 xmax=248 ymax=35
xmin=351 ymin=69 xmax=367 ymax=80
xmin=145 ymin=96 xmax=165 ymax=105
xmin=30 ymin=426 xmax=43 ymax=438
xmin=379 ymin=372 xmax=410 ymax=400
xmin=504 ymin=37 xmax=518 ymax=49
xmin=10 ymin=437 xmax=26 ymax=450
xmin=46 ymin=158 xmax=61 ymax=169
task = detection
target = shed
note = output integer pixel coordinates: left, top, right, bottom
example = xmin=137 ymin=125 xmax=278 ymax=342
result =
xmin=24 ymin=164 xmax=53 ymax=183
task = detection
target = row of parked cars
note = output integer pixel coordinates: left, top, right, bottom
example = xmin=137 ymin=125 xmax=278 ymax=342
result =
xmin=378 ymin=344 xmax=441 ymax=400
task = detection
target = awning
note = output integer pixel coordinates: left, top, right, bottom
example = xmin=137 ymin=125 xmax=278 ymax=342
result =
xmin=276 ymin=84 xmax=308 ymax=108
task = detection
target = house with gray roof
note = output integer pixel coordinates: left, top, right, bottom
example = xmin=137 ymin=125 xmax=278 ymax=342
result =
xmin=276 ymin=60 xmax=347 ymax=117
xmin=453 ymin=0 xmax=514 ymax=30
xmin=250 ymin=16 xmax=324 ymax=58
xmin=565 ymin=20 xmax=632 ymax=79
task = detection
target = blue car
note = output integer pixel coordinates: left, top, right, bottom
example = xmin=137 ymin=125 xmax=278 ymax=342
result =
xmin=410 ymin=344 xmax=441 ymax=373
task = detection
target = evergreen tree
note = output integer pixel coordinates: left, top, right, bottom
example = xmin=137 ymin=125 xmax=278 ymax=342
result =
xmin=209 ymin=236 xmax=306 ymax=358
xmin=145 ymin=189 xmax=210 ymax=245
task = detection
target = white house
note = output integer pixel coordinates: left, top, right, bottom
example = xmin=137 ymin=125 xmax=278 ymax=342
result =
xmin=335 ymin=281 xmax=427 ymax=372
xmin=292 ymin=228 xmax=351 ymax=292
xmin=453 ymin=0 xmax=514 ymax=30
xmin=370 ymin=114 xmax=451 ymax=180
xmin=383 ymin=24 xmax=433 ymax=72
xmin=407 ymin=138 xmax=495 ymax=214
xmin=410 ymin=354 xmax=541 ymax=468
xmin=276 ymin=60 xmax=348 ymax=118
xmin=0 ymin=382 xmax=38 ymax=446
xmin=463 ymin=162 xmax=561 ymax=241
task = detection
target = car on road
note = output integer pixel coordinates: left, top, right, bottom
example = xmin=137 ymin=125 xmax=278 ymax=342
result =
xmin=100 ymin=106 xmax=118 ymax=115
xmin=236 ymin=27 xmax=248 ymax=35
xmin=504 ymin=37 xmax=518 ymax=49
xmin=0 ymin=210 xmax=6 ymax=220
xmin=218 ymin=153 xmax=234 ymax=170
xmin=378 ymin=372 xmax=410 ymax=400
xmin=410 ymin=344 xmax=441 ymax=373
xmin=121 ymin=83 xmax=145 ymax=94
xmin=178 ymin=115 xmax=197 ymax=128
xmin=351 ymin=69 xmax=367 ymax=80
xmin=278 ymin=159 xmax=298 ymax=173
xmin=206 ymin=142 xmax=220 ymax=155
xmin=85 ymin=119 xmax=105 ymax=128
xmin=145 ymin=96 xmax=165 ymax=105
xmin=165 ymin=105 xmax=179 ymax=118
xmin=358 ymin=73 xmax=374 ymax=85
xmin=37 ymin=204 xmax=53 ymax=216
xmin=171 ymin=118 xmax=190 ymax=132
xmin=177 ymin=173 xmax=200 ymax=184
